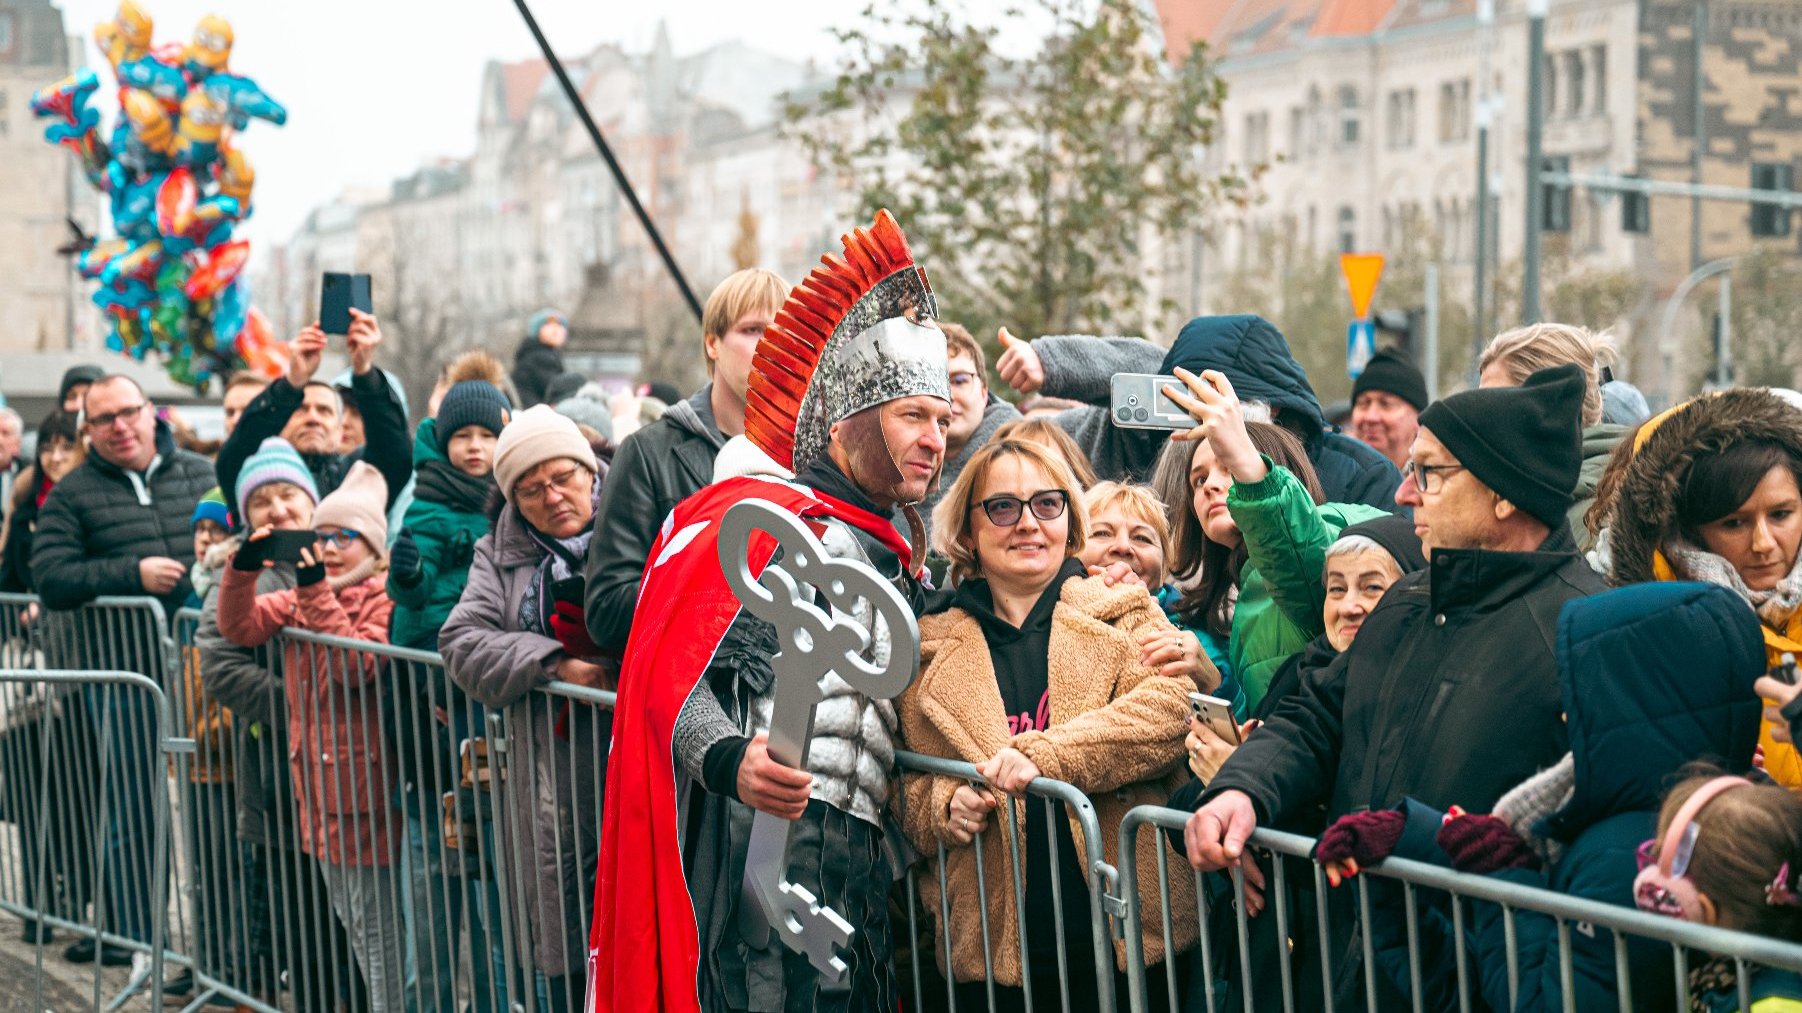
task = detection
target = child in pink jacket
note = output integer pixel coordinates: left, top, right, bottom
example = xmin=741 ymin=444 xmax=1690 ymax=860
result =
xmin=217 ymin=462 xmax=406 ymax=1013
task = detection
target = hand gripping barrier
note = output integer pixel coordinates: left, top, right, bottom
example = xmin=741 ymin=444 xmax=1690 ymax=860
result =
xmin=893 ymin=749 xmax=1124 ymax=1013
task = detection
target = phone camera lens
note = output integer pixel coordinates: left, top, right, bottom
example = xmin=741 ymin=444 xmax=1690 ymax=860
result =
xmin=1133 ymin=407 xmax=1149 ymax=422
xmin=1115 ymin=406 xmax=1132 ymax=421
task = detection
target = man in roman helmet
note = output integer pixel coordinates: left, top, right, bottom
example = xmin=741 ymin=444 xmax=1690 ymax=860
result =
xmin=590 ymin=210 xmax=951 ymax=1012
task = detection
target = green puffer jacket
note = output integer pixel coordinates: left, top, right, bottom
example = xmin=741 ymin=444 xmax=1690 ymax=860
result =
xmin=388 ymin=419 xmax=495 ymax=650
xmin=1226 ymin=458 xmax=1388 ymax=713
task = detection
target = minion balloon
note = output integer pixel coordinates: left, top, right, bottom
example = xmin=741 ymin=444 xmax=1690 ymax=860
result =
xmin=29 ymin=4 xmax=286 ymax=389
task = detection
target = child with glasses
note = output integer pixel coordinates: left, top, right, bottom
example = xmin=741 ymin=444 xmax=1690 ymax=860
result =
xmin=217 ymin=462 xmax=408 ymax=1013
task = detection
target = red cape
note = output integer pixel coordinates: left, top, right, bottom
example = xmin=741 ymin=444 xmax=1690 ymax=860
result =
xmin=587 ymin=475 xmax=910 ymax=1013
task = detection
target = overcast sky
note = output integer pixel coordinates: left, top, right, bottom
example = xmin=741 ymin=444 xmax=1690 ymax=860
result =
xmin=55 ymin=0 xmax=876 ymax=246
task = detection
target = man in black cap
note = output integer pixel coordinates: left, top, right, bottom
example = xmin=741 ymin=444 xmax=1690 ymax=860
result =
xmin=1349 ymin=348 xmax=1428 ymax=469
xmin=1181 ymin=364 xmax=1605 ymax=1007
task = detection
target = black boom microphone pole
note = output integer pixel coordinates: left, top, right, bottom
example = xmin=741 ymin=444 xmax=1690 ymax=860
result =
xmin=511 ymin=0 xmax=705 ymax=322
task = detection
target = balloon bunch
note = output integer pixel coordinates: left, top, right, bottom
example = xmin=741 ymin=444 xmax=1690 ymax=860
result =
xmin=30 ymin=2 xmax=289 ymax=390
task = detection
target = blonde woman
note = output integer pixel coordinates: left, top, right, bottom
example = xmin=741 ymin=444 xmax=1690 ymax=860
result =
xmin=899 ymin=438 xmax=1202 ymax=1010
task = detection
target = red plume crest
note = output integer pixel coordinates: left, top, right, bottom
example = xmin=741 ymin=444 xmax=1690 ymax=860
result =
xmin=744 ymin=209 xmax=917 ymax=470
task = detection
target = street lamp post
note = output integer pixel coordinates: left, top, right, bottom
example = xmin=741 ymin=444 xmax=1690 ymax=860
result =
xmin=1522 ymin=0 xmax=1548 ymax=324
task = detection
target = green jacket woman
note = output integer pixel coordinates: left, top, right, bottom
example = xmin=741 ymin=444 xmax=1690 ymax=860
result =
xmin=1161 ymin=366 xmax=1387 ymax=715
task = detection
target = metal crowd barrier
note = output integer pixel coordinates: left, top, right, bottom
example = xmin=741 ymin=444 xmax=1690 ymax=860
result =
xmin=892 ymin=749 xmax=1127 ymax=1013
xmin=1117 ymin=806 xmax=1802 ymax=1013
xmin=485 ymin=679 xmax=614 ymax=1013
xmin=0 ymin=593 xmax=191 ymax=1013
xmin=15 ymin=593 xmax=1802 ymax=1013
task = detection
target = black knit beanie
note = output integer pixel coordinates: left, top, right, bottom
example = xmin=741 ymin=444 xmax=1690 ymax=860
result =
xmin=58 ymin=364 xmax=105 ymax=405
xmin=1351 ymin=349 xmax=1429 ymax=412
xmin=1416 ymin=363 xmax=1585 ymax=528
xmin=436 ymin=381 xmax=512 ymax=454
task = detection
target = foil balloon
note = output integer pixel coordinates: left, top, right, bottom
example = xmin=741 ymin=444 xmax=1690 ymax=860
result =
xmin=234 ymin=307 xmax=286 ymax=380
xmin=29 ymin=3 xmax=285 ymax=391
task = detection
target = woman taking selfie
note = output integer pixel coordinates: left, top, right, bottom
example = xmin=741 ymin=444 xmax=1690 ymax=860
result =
xmin=1157 ymin=368 xmax=1387 ymax=716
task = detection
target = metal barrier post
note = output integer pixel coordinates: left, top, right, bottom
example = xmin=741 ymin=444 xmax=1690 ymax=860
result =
xmin=1 ymin=668 xmax=193 ymax=1012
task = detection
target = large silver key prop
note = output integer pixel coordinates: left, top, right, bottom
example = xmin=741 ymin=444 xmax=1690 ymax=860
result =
xmin=716 ymin=498 xmax=920 ymax=982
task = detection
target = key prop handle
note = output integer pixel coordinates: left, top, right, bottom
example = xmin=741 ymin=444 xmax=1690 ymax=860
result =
xmin=716 ymin=497 xmax=922 ymax=982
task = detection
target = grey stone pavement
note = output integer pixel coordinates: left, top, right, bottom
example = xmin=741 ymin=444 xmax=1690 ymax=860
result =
xmin=0 ymin=913 xmax=138 ymax=1013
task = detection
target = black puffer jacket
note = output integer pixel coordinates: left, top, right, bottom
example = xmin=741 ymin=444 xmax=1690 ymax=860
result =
xmin=28 ymin=420 xmax=215 ymax=615
xmin=1205 ymin=522 xmax=1605 ymax=824
xmin=583 ymin=385 xmax=727 ymax=652
xmin=512 ymin=335 xmax=565 ymax=408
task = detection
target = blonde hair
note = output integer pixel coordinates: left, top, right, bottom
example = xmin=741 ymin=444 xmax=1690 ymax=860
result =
xmin=702 ymin=268 xmax=789 ymax=373
xmin=1480 ymin=323 xmax=1615 ymax=427
xmin=1082 ymin=480 xmax=1171 ymax=562
xmin=931 ymin=439 xmax=1090 ymax=586
xmin=991 ymin=418 xmax=1100 ymax=488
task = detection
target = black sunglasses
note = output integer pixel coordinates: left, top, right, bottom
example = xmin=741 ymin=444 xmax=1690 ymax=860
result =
xmin=972 ymin=489 xmax=1069 ymax=527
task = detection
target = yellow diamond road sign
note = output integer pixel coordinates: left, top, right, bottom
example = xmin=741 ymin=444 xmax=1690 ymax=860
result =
xmin=1340 ymin=253 xmax=1385 ymax=321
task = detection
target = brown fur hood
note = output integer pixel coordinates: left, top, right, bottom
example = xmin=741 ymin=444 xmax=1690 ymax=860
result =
xmin=1608 ymin=388 xmax=1802 ymax=585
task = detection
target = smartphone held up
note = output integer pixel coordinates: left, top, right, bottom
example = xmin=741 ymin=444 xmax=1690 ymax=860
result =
xmin=320 ymin=272 xmax=373 ymax=336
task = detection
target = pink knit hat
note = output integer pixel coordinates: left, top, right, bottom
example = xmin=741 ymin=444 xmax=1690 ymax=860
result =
xmin=311 ymin=462 xmax=389 ymax=557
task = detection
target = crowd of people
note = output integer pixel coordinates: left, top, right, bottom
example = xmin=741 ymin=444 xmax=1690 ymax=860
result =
xmin=3 ymin=208 xmax=1802 ymax=1013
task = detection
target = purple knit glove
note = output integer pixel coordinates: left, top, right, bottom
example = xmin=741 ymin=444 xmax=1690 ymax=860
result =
xmin=1312 ymin=810 xmax=1407 ymax=867
xmin=1436 ymin=814 xmax=1540 ymax=874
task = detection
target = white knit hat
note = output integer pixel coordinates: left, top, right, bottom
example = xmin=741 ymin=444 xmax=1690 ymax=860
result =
xmin=493 ymin=404 xmax=598 ymax=504
xmin=311 ymin=462 xmax=390 ymax=556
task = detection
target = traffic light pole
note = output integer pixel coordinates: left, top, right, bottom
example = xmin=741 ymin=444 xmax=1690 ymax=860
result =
xmin=1473 ymin=112 xmax=1489 ymax=380
xmin=1691 ymin=0 xmax=1708 ymax=272
xmin=1522 ymin=0 xmax=1547 ymax=325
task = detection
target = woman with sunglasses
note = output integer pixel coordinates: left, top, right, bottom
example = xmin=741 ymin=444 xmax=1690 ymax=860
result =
xmin=897 ymin=438 xmax=1202 ymax=1010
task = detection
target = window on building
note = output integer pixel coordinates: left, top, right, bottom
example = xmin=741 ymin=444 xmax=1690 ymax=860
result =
xmin=1306 ymin=205 xmax=1318 ymax=247
xmin=0 ymin=88 xmax=7 ymax=138
xmin=1386 ymin=89 xmax=1416 ymax=149
xmin=1288 ymin=105 xmax=1307 ymax=159
xmin=1244 ymin=111 xmax=1270 ymax=165
xmin=1439 ymin=79 xmax=1471 ymax=143
xmin=1338 ymin=86 xmax=1362 ymax=147
xmin=1591 ymin=45 xmax=1607 ymax=113
xmin=1337 ymin=206 xmax=1357 ymax=252
xmin=1306 ymin=86 xmax=1324 ymax=156
xmin=1566 ymin=51 xmax=1586 ymax=116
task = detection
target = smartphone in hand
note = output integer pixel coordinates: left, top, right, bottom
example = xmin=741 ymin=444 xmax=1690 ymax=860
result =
xmin=1110 ymin=373 xmax=1199 ymax=431
xmin=320 ymin=272 xmax=373 ymax=335
xmin=261 ymin=530 xmax=319 ymax=564
xmin=1188 ymin=692 xmax=1242 ymax=745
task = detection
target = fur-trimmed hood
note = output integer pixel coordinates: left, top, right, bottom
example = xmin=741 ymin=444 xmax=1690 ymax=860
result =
xmin=1608 ymin=388 xmax=1802 ymax=586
